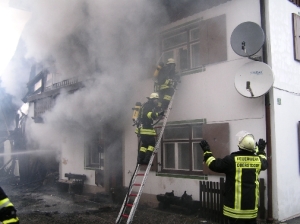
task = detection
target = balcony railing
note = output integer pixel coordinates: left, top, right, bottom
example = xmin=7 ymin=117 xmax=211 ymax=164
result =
xmin=44 ymin=76 xmax=80 ymax=92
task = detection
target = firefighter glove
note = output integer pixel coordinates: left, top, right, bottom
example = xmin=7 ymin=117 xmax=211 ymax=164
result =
xmin=256 ymin=139 xmax=267 ymax=151
xmin=256 ymin=138 xmax=266 ymax=155
xmin=199 ymin=140 xmax=210 ymax=153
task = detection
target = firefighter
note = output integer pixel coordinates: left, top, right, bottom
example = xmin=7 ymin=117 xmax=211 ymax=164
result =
xmin=154 ymin=58 xmax=179 ymax=111
xmin=0 ymin=187 xmax=19 ymax=223
xmin=199 ymin=131 xmax=268 ymax=224
xmin=135 ymin=93 xmax=164 ymax=165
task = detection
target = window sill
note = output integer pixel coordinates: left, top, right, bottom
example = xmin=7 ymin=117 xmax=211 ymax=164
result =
xmin=84 ymin=167 xmax=102 ymax=170
xmin=156 ymin=172 xmax=208 ymax=180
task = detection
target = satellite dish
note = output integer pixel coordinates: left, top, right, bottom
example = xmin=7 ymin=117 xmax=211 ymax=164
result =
xmin=234 ymin=61 xmax=274 ymax=98
xmin=231 ymin=22 xmax=265 ymax=57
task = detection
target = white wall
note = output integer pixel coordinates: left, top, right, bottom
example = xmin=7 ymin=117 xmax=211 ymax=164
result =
xmin=267 ymin=0 xmax=300 ymax=221
xmin=124 ymin=0 xmax=268 ymax=201
xmin=60 ymin=130 xmax=95 ymax=186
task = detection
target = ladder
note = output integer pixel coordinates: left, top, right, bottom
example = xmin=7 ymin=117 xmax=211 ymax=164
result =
xmin=116 ymin=89 xmax=177 ymax=224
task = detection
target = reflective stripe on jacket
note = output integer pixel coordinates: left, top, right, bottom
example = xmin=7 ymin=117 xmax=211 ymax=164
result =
xmin=159 ymin=79 xmax=173 ymax=90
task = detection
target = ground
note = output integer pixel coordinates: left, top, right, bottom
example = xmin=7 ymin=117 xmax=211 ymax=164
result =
xmin=1 ymin=179 xmax=299 ymax=224
xmin=1 ymin=179 xmax=209 ymax=224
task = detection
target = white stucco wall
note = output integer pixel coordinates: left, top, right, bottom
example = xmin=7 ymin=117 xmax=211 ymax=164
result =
xmin=60 ymin=130 xmax=96 ymax=186
xmin=124 ymin=0 xmax=268 ymax=202
xmin=267 ymin=0 xmax=300 ymax=221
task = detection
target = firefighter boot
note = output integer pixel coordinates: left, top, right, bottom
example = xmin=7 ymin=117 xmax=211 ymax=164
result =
xmin=142 ymin=150 xmax=153 ymax=165
xmin=137 ymin=151 xmax=146 ymax=164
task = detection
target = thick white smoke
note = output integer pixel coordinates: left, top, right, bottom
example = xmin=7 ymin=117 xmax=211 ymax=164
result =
xmin=16 ymin=0 xmax=167 ymax=149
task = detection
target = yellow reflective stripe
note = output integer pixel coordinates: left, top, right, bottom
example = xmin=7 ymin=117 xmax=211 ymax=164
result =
xmin=148 ymin=146 xmax=154 ymax=152
xmin=0 ymin=198 xmax=11 ymax=209
xmin=138 ymin=129 xmax=156 ymax=135
xmin=160 ymin=80 xmax=172 ymax=90
xmin=0 ymin=198 xmax=9 ymax=206
xmin=147 ymin=112 xmax=158 ymax=119
xmin=205 ymin=157 xmax=215 ymax=166
xmin=255 ymin=168 xmax=260 ymax=209
xmin=234 ymin=162 xmax=242 ymax=210
xmin=163 ymin=95 xmax=171 ymax=100
xmin=224 ymin=205 xmax=257 ymax=218
xmin=140 ymin=147 xmax=147 ymax=152
xmin=258 ymin=154 xmax=267 ymax=160
xmin=3 ymin=217 xmax=19 ymax=224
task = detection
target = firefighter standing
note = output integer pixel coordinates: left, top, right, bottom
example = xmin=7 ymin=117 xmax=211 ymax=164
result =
xmin=135 ymin=93 xmax=164 ymax=165
xmin=0 ymin=187 xmax=19 ymax=223
xmin=199 ymin=131 xmax=268 ymax=224
xmin=154 ymin=58 xmax=179 ymax=111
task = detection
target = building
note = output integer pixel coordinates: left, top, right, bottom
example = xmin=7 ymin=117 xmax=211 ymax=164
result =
xmin=124 ymin=0 xmax=300 ymax=222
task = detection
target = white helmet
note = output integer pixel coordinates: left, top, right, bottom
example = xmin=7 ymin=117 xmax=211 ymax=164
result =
xmin=166 ymin=58 xmax=175 ymax=64
xmin=149 ymin=92 xmax=159 ymax=99
xmin=236 ymin=131 xmax=256 ymax=152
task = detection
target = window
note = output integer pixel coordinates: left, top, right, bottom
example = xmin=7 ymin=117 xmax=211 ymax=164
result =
xmin=84 ymin=132 xmax=104 ymax=170
xmin=161 ymin=123 xmax=204 ymax=175
xmin=160 ymin=14 xmax=227 ymax=74
xmin=34 ymin=80 xmax=42 ymax=93
xmin=292 ymin=13 xmax=300 ymax=61
xmin=160 ymin=122 xmax=229 ymax=176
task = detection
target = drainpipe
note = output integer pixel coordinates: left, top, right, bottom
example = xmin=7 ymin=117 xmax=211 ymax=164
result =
xmin=260 ymin=0 xmax=273 ymax=222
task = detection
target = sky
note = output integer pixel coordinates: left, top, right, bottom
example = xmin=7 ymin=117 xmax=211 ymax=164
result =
xmin=0 ymin=0 xmax=30 ymax=76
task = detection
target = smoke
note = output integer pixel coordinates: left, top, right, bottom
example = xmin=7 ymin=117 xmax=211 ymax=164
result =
xmin=17 ymin=0 xmax=167 ymax=149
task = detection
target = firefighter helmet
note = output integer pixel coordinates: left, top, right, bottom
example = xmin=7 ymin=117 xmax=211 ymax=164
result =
xmin=166 ymin=58 xmax=175 ymax=64
xmin=236 ymin=131 xmax=256 ymax=152
xmin=149 ymin=92 xmax=159 ymax=99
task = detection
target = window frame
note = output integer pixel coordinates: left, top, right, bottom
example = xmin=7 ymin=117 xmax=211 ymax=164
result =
xmin=160 ymin=123 xmax=205 ymax=175
xmin=84 ymin=131 xmax=105 ymax=170
xmin=160 ymin=21 xmax=200 ymax=73
xmin=159 ymin=15 xmax=227 ymax=75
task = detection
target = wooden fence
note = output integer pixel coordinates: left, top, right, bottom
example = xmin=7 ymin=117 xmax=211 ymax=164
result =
xmin=199 ymin=178 xmax=265 ymax=224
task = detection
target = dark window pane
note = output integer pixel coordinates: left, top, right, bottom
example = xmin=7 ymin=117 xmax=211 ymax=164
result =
xmin=190 ymin=28 xmax=200 ymax=41
xmin=179 ymin=47 xmax=188 ymax=70
xmin=164 ymin=143 xmax=175 ymax=168
xmin=193 ymin=143 xmax=203 ymax=170
xmin=164 ymin=126 xmax=189 ymax=140
xmin=178 ymin=143 xmax=189 ymax=170
xmin=163 ymin=32 xmax=187 ymax=50
xmin=191 ymin=42 xmax=201 ymax=68
xmin=192 ymin=124 xmax=203 ymax=139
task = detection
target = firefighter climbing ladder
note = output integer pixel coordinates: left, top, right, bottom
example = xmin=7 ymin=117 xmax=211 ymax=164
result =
xmin=115 ymin=89 xmax=177 ymax=224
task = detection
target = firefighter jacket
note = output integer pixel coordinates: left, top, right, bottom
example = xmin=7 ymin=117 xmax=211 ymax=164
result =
xmin=0 ymin=187 xmax=19 ymax=223
xmin=204 ymin=150 xmax=268 ymax=219
xmin=156 ymin=65 xmax=176 ymax=90
xmin=135 ymin=100 xmax=158 ymax=136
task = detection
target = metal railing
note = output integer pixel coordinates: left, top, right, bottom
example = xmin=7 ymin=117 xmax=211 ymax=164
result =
xmin=44 ymin=77 xmax=80 ymax=92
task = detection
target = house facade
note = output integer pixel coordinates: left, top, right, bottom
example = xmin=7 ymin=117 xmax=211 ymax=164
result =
xmin=123 ymin=0 xmax=300 ymax=222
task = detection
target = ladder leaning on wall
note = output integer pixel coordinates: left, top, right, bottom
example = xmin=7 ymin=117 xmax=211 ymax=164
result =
xmin=115 ymin=88 xmax=177 ymax=224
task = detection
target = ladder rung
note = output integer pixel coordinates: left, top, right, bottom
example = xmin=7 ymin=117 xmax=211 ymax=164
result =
xmin=122 ymin=214 xmax=129 ymax=218
xmin=133 ymin=183 xmax=141 ymax=186
xmin=136 ymin=173 xmax=144 ymax=176
xmin=129 ymin=193 xmax=137 ymax=197
xmin=126 ymin=203 xmax=133 ymax=207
